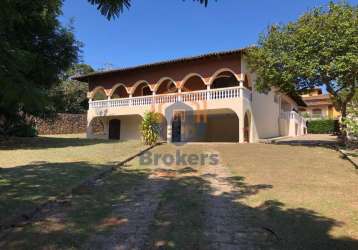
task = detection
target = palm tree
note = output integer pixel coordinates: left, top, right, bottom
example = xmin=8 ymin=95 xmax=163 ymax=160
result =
xmin=87 ymin=0 xmax=210 ymax=19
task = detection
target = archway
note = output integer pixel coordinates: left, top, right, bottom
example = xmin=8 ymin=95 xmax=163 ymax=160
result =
xmin=157 ymin=113 xmax=168 ymax=141
xmin=173 ymin=108 xmax=239 ymax=142
xmin=109 ymin=119 xmax=121 ymax=140
xmin=111 ymin=85 xmax=129 ymax=99
xmin=92 ymin=87 xmax=107 ymax=100
xmin=132 ymin=82 xmax=153 ymax=97
xmin=244 ymin=111 xmax=251 ymax=142
xmin=156 ymin=78 xmax=178 ymax=94
xmin=181 ymin=74 xmax=207 ymax=92
xmin=211 ymin=70 xmax=239 ymax=89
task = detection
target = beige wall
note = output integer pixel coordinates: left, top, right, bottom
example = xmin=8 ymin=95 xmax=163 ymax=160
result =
xmin=206 ymin=113 xmax=240 ymax=142
xmin=116 ymin=115 xmax=142 ymax=140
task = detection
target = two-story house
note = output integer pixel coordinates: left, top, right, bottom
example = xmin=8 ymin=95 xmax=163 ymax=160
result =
xmin=73 ymin=48 xmax=307 ymax=143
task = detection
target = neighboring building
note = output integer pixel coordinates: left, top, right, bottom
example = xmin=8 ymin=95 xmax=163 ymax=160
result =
xmin=74 ymin=48 xmax=307 ymax=143
xmin=299 ymin=89 xmax=341 ymax=120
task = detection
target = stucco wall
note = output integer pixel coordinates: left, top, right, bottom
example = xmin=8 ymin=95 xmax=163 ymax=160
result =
xmin=114 ymin=115 xmax=142 ymax=140
xmin=206 ymin=114 xmax=240 ymax=142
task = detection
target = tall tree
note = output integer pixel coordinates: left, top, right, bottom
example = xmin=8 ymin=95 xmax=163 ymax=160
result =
xmin=246 ymin=2 xmax=357 ymax=140
xmin=87 ymin=0 xmax=210 ymax=19
xmin=0 ymin=0 xmax=80 ymax=135
xmin=49 ymin=64 xmax=94 ymax=114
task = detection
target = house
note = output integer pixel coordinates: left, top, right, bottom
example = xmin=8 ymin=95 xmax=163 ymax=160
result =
xmin=73 ymin=48 xmax=307 ymax=143
xmin=299 ymin=89 xmax=340 ymax=120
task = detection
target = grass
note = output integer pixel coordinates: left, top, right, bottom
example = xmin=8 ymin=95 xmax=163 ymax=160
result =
xmin=215 ymin=143 xmax=358 ymax=249
xmin=0 ymin=135 xmax=146 ymax=226
xmin=1 ymin=168 xmax=151 ymax=249
xmin=1 ymin=139 xmax=357 ymax=249
xmin=146 ymin=175 xmax=207 ymax=249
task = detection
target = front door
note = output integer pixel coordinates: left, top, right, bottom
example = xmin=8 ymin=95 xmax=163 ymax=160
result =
xmin=172 ymin=113 xmax=181 ymax=142
xmin=109 ymin=119 xmax=121 ymax=140
xmin=244 ymin=113 xmax=250 ymax=142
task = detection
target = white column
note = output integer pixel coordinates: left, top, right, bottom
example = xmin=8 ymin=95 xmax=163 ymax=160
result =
xmin=178 ymin=88 xmax=182 ymax=102
xmin=86 ymin=116 xmax=94 ymax=139
xmin=206 ymin=85 xmax=211 ymax=100
xmin=166 ymin=124 xmax=172 ymax=143
xmin=129 ymin=93 xmax=133 ymax=106
xmin=238 ymin=80 xmax=245 ymax=143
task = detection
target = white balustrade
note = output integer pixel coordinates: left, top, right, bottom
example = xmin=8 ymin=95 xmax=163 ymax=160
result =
xmin=89 ymin=86 xmax=251 ymax=110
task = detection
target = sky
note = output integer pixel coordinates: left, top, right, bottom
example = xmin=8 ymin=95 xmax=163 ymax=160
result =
xmin=59 ymin=0 xmax=357 ymax=70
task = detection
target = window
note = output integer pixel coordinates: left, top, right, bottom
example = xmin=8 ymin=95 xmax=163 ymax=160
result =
xmin=312 ymin=109 xmax=322 ymax=118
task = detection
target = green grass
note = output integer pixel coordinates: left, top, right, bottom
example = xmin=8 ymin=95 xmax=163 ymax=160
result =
xmin=0 ymin=135 xmax=145 ymax=225
xmin=214 ymin=143 xmax=358 ymax=249
xmin=1 ymin=168 xmax=151 ymax=249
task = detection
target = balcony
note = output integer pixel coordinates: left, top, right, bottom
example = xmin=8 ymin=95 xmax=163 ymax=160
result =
xmin=89 ymin=86 xmax=252 ymax=110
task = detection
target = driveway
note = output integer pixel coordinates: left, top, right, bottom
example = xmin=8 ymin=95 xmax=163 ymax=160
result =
xmin=1 ymin=142 xmax=357 ymax=250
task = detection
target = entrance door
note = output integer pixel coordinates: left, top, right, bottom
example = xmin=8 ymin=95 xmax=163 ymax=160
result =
xmin=244 ymin=113 xmax=250 ymax=142
xmin=172 ymin=113 xmax=181 ymax=142
xmin=109 ymin=119 xmax=121 ymax=140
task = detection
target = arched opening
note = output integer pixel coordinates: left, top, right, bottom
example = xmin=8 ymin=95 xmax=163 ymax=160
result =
xmin=132 ymin=82 xmax=153 ymax=97
xmin=156 ymin=79 xmax=178 ymax=94
xmin=244 ymin=111 xmax=251 ymax=142
xmin=92 ymin=87 xmax=107 ymax=100
xmin=88 ymin=117 xmax=106 ymax=139
xmin=176 ymin=108 xmax=239 ymax=142
xmin=181 ymin=74 xmax=207 ymax=92
xmin=157 ymin=113 xmax=168 ymax=141
xmin=111 ymin=85 xmax=129 ymax=99
xmin=211 ymin=70 xmax=239 ymax=89
xmin=109 ymin=119 xmax=121 ymax=140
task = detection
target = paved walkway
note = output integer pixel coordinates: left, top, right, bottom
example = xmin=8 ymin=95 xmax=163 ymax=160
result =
xmin=200 ymin=160 xmax=277 ymax=249
xmin=274 ymin=134 xmax=340 ymax=147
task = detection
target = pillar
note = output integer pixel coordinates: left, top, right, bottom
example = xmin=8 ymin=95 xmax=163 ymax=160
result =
xmin=238 ymin=80 xmax=245 ymax=143
xmin=166 ymin=123 xmax=172 ymax=143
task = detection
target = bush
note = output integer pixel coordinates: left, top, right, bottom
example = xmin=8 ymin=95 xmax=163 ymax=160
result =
xmin=307 ymin=119 xmax=339 ymax=134
xmin=140 ymin=112 xmax=161 ymax=145
xmin=0 ymin=114 xmax=38 ymax=137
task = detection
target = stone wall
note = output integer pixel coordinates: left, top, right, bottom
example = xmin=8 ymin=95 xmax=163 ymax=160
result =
xmin=34 ymin=113 xmax=87 ymax=135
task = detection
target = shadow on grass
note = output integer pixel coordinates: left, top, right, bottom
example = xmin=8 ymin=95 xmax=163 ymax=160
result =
xmin=0 ymin=136 xmax=115 ymax=150
xmin=0 ymin=162 xmax=110 ymax=226
xmin=1 ymin=164 xmax=357 ymax=250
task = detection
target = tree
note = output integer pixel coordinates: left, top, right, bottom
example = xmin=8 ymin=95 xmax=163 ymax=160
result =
xmin=49 ymin=64 xmax=94 ymax=114
xmin=246 ymin=1 xmax=357 ymax=141
xmin=0 ymin=0 xmax=80 ymax=135
xmin=87 ymin=0 xmax=210 ymax=20
xmin=342 ymin=90 xmax=358 ymax=139
xmin=140 ymin=112 xmax=161 ymax=145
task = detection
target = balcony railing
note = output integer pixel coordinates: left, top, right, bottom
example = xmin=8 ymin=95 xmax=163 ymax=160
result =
xmin=280 ymin=111 xmax=306 ymax=124
xmin=89 ymin=86 xmax=251 ymax=109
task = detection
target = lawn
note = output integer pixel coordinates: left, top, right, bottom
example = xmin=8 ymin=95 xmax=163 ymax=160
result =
xmin=0 ymin=135 xmax=146 ymax=227
xmin=1 ymin=141 xmax=357 ymax=249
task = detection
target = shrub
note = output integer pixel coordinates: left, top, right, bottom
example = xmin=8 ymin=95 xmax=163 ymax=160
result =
xmin=140 ymin=112 xmax=161 ymax=145
xmin=307 ymin=119 xmax=339 ymax=134
xmin=0 ymin=114 xmax=38 ymax=137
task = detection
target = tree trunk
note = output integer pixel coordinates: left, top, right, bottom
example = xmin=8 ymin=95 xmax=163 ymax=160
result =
xmin=340 ymin=103 xmax=348 ymax=146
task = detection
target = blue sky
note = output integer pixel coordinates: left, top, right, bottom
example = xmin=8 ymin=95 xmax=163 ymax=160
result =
xmin=60 ymin=0 xmax=357 ymax=70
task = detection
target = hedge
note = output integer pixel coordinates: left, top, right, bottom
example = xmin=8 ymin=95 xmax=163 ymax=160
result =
xmin=307 ymin=119 xmax=339 ymax=134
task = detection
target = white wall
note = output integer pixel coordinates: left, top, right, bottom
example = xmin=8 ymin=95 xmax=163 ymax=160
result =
xmin=118 ymin=115 xmax=142 ymax=140
xmin=242 ymin=57 xmax=280 ymax=139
